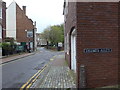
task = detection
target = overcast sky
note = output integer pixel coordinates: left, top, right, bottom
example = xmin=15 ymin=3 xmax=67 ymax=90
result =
xmin=3 ymin=0 xmax=64 ymax=33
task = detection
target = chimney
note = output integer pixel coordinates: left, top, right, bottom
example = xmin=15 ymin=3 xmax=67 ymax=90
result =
xmin=22 ymin=6 xmax=26 ymax=15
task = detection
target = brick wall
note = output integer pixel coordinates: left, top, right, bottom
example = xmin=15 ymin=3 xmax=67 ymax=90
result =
xmin=2 ymin=2 xmax=6 ymax=41
xmin=16 ymin=4 xmax=34 ymax=43
xmin=64 ymin=2 xmax=119 ymax=88
xmin=118 ymin=2 xmax=120 ymax=87
xmin=65 ymin=2 xmax=77 ymax=69
xmin=76 ymin=2 xmax=118 ymax=88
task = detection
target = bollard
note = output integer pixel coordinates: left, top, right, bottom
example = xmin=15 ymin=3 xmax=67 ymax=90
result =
xmin=79 ymin=65 xmax=86 ymax=88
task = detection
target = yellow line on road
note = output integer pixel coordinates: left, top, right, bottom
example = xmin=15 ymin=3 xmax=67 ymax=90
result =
xmin=20 ymin=69 xmax=41 ymax=90
xmin=50 ymin=55 xmax=57 ymax=61
xmin=25 ymin=65 xmax=47 ymax=89
xmin=53 ymin=56 xmax=56 ymax=58
xmin=26 ymin=83 xmax=32 ymax=90
xmin=20 ymin=55 xmax=56 ymax=90
xmin=20 ymin=64 xmax=47 ymax=90
xmin=50 ymin=59 xmax=54 ymax=61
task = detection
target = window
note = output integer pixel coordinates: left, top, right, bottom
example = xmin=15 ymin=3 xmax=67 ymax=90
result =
xmin=65 ymin=0 xmax=68 ymax=15
xmin=64 ymin=0 xmax=68 ymax=22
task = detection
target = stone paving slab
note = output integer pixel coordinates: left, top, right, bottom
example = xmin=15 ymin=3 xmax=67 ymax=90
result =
xmin=39 ymin=66 xmax=76 ymax=88
xmin=31 ymin=55 xmax=76 ymax=89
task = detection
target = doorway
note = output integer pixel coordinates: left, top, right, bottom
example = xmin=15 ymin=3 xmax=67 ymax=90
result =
xmin=71 ymin=29 xmax=76 ymax=73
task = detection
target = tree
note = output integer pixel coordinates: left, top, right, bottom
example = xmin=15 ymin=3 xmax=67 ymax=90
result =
xmin=51 ymin=24 xmax=64 ymax=45
xmin=0 ymin=43 xmax=2 ymax=48
xmin=42 ymin=27 xmax=51 ymax=48
xmin=42 ymin=24 xmax=64 ymax=47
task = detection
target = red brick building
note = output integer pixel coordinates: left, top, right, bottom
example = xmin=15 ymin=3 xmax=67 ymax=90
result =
xmin=0 ymin=1 xmax=6 ymax=43
xmin=6 ymin=1 xmax=34 ymax=50
xmin=63 ymin=1 xmax=119 ymax=88
xmin=2 ymin=1 xmax=6 ymax=41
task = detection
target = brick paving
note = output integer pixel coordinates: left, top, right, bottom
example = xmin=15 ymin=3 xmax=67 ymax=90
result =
xmin=32 ymin=55 xmax=76 ymax=88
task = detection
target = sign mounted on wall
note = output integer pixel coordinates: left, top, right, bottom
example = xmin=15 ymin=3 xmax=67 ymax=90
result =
xmin=84 ymin=48 xmax=112 ymax=53
xmin=27 ymin=31 xmax=33 ymax=38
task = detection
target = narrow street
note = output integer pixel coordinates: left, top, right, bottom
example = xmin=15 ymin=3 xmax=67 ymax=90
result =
xmin=2 ymin=47 xmax=64 ymax=88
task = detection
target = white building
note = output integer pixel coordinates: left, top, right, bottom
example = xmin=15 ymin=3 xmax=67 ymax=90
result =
xmin=36 ymin=33 xmax=47 ymax=46
xmin=6 ymin=1 xmax=16 ymax=40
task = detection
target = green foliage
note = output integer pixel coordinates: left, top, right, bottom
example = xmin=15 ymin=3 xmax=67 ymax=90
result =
xmin=0 ymin=43 xmax=2 ymax=48
xmin=2 ymin=38 xmax=17 ymax=55
xmin=42 ymin=24 xmax=64 ymax=46
xmin=42 ymin=27 xmax=50 ymax=41
xmin=1 ymin=42 xmax=11 ymax=51
xmin=4 ymin=37 xmax=15 ymax=45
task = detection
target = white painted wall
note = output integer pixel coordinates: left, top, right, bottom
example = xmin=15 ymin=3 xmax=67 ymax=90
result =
xmin=6 ymin=1 xmax=16 ymax=40
xmin=71 ymin=29 xmax=76 ymax=73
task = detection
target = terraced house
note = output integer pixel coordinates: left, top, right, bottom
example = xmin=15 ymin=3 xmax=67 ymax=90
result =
xmin=63 ymin=0 xmax=119 ymax=88
xmin=0 ymin=0 xmax=6 ymax=57
xmin=6 ymin=1 xmax=35 ymax=51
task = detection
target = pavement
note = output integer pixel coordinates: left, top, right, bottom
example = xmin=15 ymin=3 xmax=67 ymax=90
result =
xmin=30 ymin=54 xmax=77 ymax=89
xmin=0 ymin=52 xmax=35 ymax=64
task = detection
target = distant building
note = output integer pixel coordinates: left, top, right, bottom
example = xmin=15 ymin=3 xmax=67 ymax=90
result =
xmin=6 ymin=1 xmax=35 ymax=51
xmin=36 ymin=33 xmax=41 ymax=46
xmin=36 ymin=33 xmax=47 ymax=46
xmin=63 ymin=0 xmax=119 ymax=88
